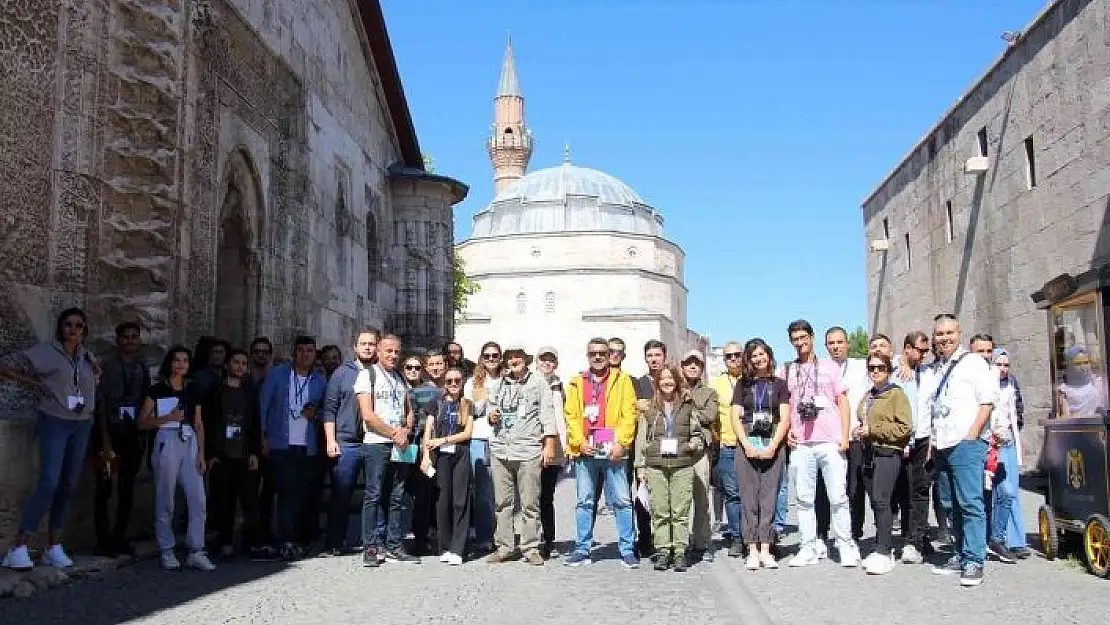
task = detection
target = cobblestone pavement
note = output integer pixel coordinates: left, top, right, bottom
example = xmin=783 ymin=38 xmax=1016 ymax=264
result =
xmin=0 ymin=479 xmax=1106 ymax=625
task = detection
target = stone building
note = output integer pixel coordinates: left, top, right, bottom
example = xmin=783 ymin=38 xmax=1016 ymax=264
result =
xmin=861 ymin=0 xmax=1110 ymax=464
xmin=0 ymin=0 xmax=465 ymax=547
xmin=455 ymin=42 xmax=705 ymax=377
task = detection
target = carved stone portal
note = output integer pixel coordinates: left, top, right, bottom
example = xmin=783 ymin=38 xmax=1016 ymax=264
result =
xmin=214 ymin=150 xmax=262 ymax=348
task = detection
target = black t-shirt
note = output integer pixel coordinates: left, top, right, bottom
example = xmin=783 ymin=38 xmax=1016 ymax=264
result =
xmin=219 ymin=383 xmax=250 ymax=459
xmin=731 ymin=376 xmax=790 ymax=424
xmin=147 ymin=380 xmax=194 ymax=423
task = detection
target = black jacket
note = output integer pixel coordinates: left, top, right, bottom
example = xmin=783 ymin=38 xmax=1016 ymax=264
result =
xmin=201 ymin=374 xmax=262 ymax=460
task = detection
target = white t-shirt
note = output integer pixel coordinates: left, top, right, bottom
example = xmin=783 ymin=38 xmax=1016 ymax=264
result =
xmin=287 ymin=370 xmax=311 ymax=446
xmin=355 ymin=364 xmax=406 ymax=444
xmin=835 ymin=357 xmax=870 ymax=427
xmin=463 ymin=374 xmax=501 ymax=441
xmin=928 ymin=348 xmax=999 ymax=450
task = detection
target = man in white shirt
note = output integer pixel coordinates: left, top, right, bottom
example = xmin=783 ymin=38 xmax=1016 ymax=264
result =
xmin=926 ymin=314 xmax=996 ymax=587
xmin=820 ymin=327 xmax=869 ymax=542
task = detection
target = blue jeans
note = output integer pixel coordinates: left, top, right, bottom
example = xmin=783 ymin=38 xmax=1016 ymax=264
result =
xmin=716 ymin=445 xmax=742 ymax=540
xmin=573 ymin=456 xmax=636 ymax=557
xmin=326 ymin=443 xmax=368 ymax=549
xmin=774 ymin=456 xmax=789 ymax=533
xmin=989 ymin=443 xmax=1026 ymax=548
xmin=361 ymin=443 xmax=412 ymax=550
xmin=936 ymin=439 xmax=988 ymax=565
xmin=468 ymin=439 xmax=495 ymax=545
xmin=19 ymin=413 xmax=93 ymax=534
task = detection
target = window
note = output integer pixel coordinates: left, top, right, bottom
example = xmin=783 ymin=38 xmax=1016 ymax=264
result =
xmin=504 ymin=127 xmax=513 ymax=135
xmin=945 ymin=200 xmax=954 ymax=243
xmin=1024 ymin=136 xmax=1037 ymax=189
xmin=882 ymin=218 xmax=890 ymax=240
xmin=904 ymin=233 xmax=911 ymax=270
xmin=516 ymin=292 xmax=526 ymax=315
xmin=544 ymin=291 xmax=555 ymax=313
xmin=976 ymin=126 xmax=988 ymax=157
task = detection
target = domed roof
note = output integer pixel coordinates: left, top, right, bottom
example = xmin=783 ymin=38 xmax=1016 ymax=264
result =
xmin=470 ymin=163 xmax=663 ymax=239
xmin=493 ymin=164 xmax=645 ymax=206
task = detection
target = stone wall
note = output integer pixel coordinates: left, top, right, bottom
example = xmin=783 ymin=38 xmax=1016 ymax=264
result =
xmin=862 ymin=0 xmax=1110 ymax=465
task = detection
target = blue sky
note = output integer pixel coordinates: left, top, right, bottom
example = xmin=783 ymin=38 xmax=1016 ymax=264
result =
xmin=383 ymin=0 xmax=1047 ymax=359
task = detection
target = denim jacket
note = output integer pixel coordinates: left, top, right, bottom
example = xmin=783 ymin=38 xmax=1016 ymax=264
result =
xmin=260 ymin=363 xmax=327 ymax=455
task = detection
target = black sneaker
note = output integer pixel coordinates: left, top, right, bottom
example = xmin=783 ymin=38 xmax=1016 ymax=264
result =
xmin=988 ymin=540 xmax=1017 ymax=564
xmin=920 ymin=540 xmax=937 ymax=558
xmin=1012 ymin=547 xmax=1032 ymax=560
xmin=538 ymin=542 xmax=552 ymax=560
xmin=931 ymin=555 xmax=962 ymax=576
xmin=279 ymin=543 xmax=301 ymax=561
xmin=93 ymin=542 xmax=118 ymax=557
xmin=113 ymin=539 xmax=137 ymax=558
xmin=672 ymin=553 xmax=688 ymax=572
xmin=363 ymin=547 xmax=380 ymax=567
xmin=250 ymin=546 xmax=280 ymax=562
xmin=727 ymin=543 xmax=743 ymax=558
xmin=654 ymin=551 xmax=671 ymax=571
xmin=384 ymin=548 xmax=421 ymax=564
xmin=960 ymin=562 xmax=984 ymax=586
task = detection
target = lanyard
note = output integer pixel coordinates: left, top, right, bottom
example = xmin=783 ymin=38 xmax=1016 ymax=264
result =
xmin=379 ymin=367 xmax=402 ymax=409
xmin=292 ymin=372 xmax=310 ymax=404
xmin=793 ymin=358 xmax=818 ymax=401
xmin=586 ymin=372 xmax=607 ymax=406
xmin=933 ymin=353 xmax=968 ymax=401
xmin=663 ymin=402 xmax=675 ymax=437
xmin=443 ymin=400 xmax=459 ymax=433
xmin=753 ymin=380 xmax=769 ymax=412
xmin=498 ymin=375 xmax=524 ymax=411
xmin=53 ymin=344 xmax=81 ymax=393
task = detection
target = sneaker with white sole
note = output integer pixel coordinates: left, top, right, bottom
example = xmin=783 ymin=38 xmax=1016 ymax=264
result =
xmin=186 ymin=551 xmax=217 ymax=571
xmin=446 ymin=552 xmax=463 ymax=566
xmin=789 ymin=545 xmax=819 ymax=568
xmin=42 ymin=544 xmax=74 ymax=568
xmin=759 ymin=552 xmax=779 ymax=569
xmin=838 ymin=541 xmax=860 ymax=568
xmin=815 ymin=540 xmax=828 ymax=560
xmin=161 ymin=550 xmax=181 ymax=570
xmin=2 ymin=546 xmax=33 ymax=571
xmin=439 ymin=552 xmax=451 ymax=563
xmin=745 ymin=553 xmax=761 ymax=570
xmin=864 ymin=553 xmax=895 ymax=575
xmin=900 ymin=544 xmax=923 ymax=564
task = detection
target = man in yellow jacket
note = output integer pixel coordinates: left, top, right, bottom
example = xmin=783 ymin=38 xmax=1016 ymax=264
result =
xmin=563 ymin=337 xmax=639 ymax=568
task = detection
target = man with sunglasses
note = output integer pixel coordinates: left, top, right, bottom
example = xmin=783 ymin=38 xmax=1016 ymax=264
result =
xmin=925 ymin=314 xmax=997 ymax=587
xmin=710 ymin=341 xmax=745 ymax=557
xmin=887 ymin=331 xmax=935 ymax=564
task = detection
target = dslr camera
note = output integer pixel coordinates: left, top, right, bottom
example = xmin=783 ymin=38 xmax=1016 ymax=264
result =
xmin=750 ymin=411 xmax=774 ymax=437
xmin=797 ymin=400 xmax=822 ymax=422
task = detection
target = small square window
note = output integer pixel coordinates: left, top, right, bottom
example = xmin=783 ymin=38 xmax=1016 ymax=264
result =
xmin=977 ymin=127 xmax=989 ymax=157
xmin=945 ymin=200 xmax=954 ymax=243
xmin=904 ymin=233 xmax=912 ymax=271
xmin=1024 ymin=136 xmax=1037 ymax=189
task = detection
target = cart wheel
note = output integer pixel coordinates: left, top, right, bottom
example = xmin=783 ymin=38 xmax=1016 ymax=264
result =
xmin=1084 ymin=515 xmax=1110 ymax=578
xmin=1039 ymin=505 xmax=1058 ymax=561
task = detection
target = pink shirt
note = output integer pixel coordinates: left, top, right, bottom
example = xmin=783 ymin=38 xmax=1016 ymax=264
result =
xmin=778 ymin=358 xmax=847 ymax=444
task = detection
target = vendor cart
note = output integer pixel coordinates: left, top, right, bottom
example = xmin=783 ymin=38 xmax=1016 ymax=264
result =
xmin=1032 ymin=270 xmax=1110 ymax=577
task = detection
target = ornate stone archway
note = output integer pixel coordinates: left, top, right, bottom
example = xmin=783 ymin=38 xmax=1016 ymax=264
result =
xmin=214 ymin=149 xmax=264 ymax=347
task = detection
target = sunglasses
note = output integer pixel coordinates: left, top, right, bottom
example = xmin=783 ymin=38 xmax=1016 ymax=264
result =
xmin=723 ymin=352 xmax=742 ymax=360
xmin=445 ymin=378 xmax=463 ymax=385
xmin=609 ymin=349 xmax=624 ymax=355
xmin=482 ymin=353 xmax=501 ymax=360
xmin=588 ymin=350 xmax=608 ymax=358
xmin=867 ymin=365 xmax=889 ymax=372
xmin=405 ymin=365 xmax=423 ymax=371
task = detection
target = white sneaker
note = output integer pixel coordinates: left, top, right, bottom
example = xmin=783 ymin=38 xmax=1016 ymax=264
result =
xmin=759 ymin=552 xmax=779 ymax=569
xmin=447 ymin=553 xmax=463 ymax=566
xmin=160 ymin=550 xmax=181 ymax=570
xmin=186 ymin=551 xmax=216 ymax=571
xmin=838 ymin=542 xmax=860 ymax=568
xmin=745 ymin=553 xmax=761 ymax=570
xmin=439 ymin=552 xmax=451 ymax=563
xmin=42 ymin=544 xmax=74 ymax=568
xmin=789 ymin=546 xmax=819 ymax=568
xmin=864 ymin=553 xmax=895 ymax=575
xmin=815 ymin=540 xmax=828 ymax=560
xmin=900 ymin=544 xmax=923 ymax=564
xmin=2 ymin=546 xmax=33 ymax=571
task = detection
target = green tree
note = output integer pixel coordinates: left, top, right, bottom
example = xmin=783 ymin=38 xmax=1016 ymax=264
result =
xmin=848 ymin=326 xmax=870 ymax=359
xmin=453 ymin=252 xmax=479 ymax=324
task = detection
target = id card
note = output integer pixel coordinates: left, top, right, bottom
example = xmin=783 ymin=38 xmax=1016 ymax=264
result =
xmin=661 ymin=438 xmax=679 ymax=456
xmin=585 ymin=405 xmax=600 ymax=423
xmin=225 ymin=425 xmax=242 ymax=439
xmin=439 ymin=443 xmax=456 ymax=454
xmin=118 ymin=406 xmax=136 ymax=421
xmin=501 ymin=411 xmax=518 ymax=429
xmin=180 ymin=426 xmax=194 ymax=441
xmin=67 ymin=395 xmax=85 ymax=411
xmin=752 ymin=411 xmax=772 ymax=427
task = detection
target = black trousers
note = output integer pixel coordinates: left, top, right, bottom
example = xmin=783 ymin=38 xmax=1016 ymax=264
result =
xmin=907 ymin=436 xmax=938 ymax=546
xmin=258 ymin=454 xmax=277 ymax=544
xmin=210 ymin=457 xmax=262 ymax=548
xmin=299 ymin=454 xmax=330 ymax=545
xmin=410 ymin=447 xmax=439 ymax=549
xmin=271 ymin=447 xmax=311 ymax=545
xmin=93 ymin=428 xmax=143 ymax=545
xmin=435 ymin=447 xmax=472 ymax=556
xmin=846 ymin=441 xmax=868 ymax=539
xmin=863 ymin=452 xmax=902 ymax=555
xmin=540 ymin=464 xmax=562 ymax=545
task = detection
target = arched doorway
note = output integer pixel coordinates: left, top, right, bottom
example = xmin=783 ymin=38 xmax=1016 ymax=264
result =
xmin=214 ymin=150 xmax=263 ymax=348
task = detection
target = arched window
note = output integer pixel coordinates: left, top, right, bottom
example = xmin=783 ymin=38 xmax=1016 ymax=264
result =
xmin=516 ymin=292 xmax=527 ymax=315
xmin=366 ymin=207 xmax=379 ymax=301
xmin=544 ymin=291 xmax=555 ymax=313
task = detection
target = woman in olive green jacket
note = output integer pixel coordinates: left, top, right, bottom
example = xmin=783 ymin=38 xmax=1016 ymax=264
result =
xmin=855 ymin=351 xmax=911 ymax=575
xmin=634 ymin=365 xmax=704 ymax=572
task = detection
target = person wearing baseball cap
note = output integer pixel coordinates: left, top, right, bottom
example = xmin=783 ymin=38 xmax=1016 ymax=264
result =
xmin=679 ymin=349 xmax=720 ymax=563
xmin=535 ymin=346 xmax=567 ymax=558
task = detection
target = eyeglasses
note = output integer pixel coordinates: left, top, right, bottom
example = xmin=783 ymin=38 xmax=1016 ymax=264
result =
xmin=996 ymin=363 xmax=1011 ymax=368
xmin=405 ymin=365 xmax=423 ymax=371
xmin=482 ymin=353 xmax=501 ymax=360
xmin=867 ymin=365 xmax=889 ymax=372
xmin=445 ymin=378 xmax=463 ymax=385
xmin=723 ymin=352 xmax=742 ymax=360
xmin=588 ymin=350 xmax=608 ymax=358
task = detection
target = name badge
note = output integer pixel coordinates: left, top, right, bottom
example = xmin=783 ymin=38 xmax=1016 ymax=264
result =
xmin=118 ymin=406 xmax=136 ymax=421
xmin=813 ymin=395 xmax=833 ymax=410
xmin=752 ymin=411 xmax=772 ymax=426
xmin=67 ymin=395 xmax=86 ymax=411
xmin=439 ymin=443 xmax=456 ymax=454
xmin=501 ymin=411 xmax=518 ymax=429
xmin=180 ymin=426 xmax=194 ymax=442
xmin=225 ymin=425 xmax=242 ymax=439
xmin=585 ymin=405 xmax=600 ymax=422
xmin=661 ymin=438 xmax=679 ymax=456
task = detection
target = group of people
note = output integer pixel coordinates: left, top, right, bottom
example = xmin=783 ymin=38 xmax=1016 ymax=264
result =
xmin=0 ymin=308 xmax=1037 ymax=588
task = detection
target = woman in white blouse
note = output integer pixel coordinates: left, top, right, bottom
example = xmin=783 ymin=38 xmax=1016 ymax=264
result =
xmin=462 ymin=341 xmax=504 ymax=553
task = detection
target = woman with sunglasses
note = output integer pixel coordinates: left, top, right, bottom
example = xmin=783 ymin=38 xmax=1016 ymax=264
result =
xmin=422 ymin=367 xmax=474 ymax=565
xmin=730 ymin=338 xmax=790 ymax=570
xmin=463 ymin=341 xmax=504 ymax=553
xmin=855 ymin=351 xmax=911 ymax=575
xmin=401 ymin=355 xmax=425 ymax=388
xmin=1 ymin=308 xmax=98 ymax=571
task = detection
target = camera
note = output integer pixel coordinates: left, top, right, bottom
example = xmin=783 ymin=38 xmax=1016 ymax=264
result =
xmin=798 ymin=401 xmax=822 ymax=422
xmin=751 ymin=411 xmax=774 ymax=437
xmin=72 ymin=401 xmax=86 ymax=414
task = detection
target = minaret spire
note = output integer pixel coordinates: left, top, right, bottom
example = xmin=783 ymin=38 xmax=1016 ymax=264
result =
xmin=487 ymin=35 xmax=533 ymax=194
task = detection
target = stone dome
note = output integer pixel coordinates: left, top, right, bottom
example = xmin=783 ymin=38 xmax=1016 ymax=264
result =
xmin=470 ymin=163 xmax=664 ymax=238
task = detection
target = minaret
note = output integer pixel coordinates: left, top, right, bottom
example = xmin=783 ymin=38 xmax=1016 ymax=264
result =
xmin=487 ymin=37 xmax=533 ymax=194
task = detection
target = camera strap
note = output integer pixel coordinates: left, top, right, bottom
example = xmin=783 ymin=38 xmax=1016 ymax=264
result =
xmin=788 ymin=357 xmax=819 ymax=402
xmin=932 ymin=353 xmax=969 ymax=403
